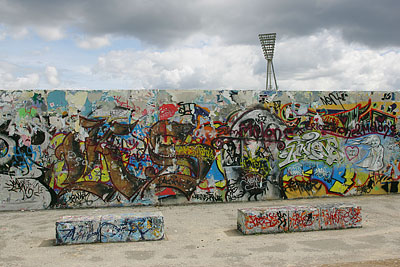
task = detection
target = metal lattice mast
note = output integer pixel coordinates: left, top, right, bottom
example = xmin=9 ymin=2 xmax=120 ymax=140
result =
xmin=259 ymin=33 xmax=278 ymax=91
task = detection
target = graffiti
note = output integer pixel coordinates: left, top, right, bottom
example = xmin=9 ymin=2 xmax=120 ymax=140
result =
xmin=5 ymin=177 xmax=44 ymax=200
xmin=259 ymin=94 xmax=269 ymax=104
xmin=278 ymin=131 xmax=343 ymax=168
xmin=159 ymin=104 xmax=178 ymax=120
xmin=320 ymin=92 xmax=348 ymax=108
xmin=289 ymin=210 xmax=319 ymax=231
xmin=60 ymin=191 xmax=99 ymax=207
xmin=244 ymin=211 xmax=287 ymax=230
xmin=0 ymin=90 xmax=400 ymax=210
xmin=113 ymin=95 xmax=136 ymax=110
xmin=320 ymin=206 xmax=362 ymax=228
xmin=283 ymin=100 xmax=398 ymax=139
xmin=382 ymin=92 xmax=394 ymax=101
xmin=191 ymin=191 xmax=223 ymax=202
xmin=345 ymin=146 xmax=359 ymax=161
xmin=230 ymin=118 xmax=285 ymax=149
xmin=272 ymin=101 xmax=281 ymax=114
xmin=354 ymin=135 xmax=384 ymax=171
xmin=52 ymin=116 xmax=150 ymax=203
xmin=215 ymin=108 xmax=285 ymax=201
xmin=100 ymin=218 xmax=163 ymax=242
xmin=178 ymin=102 xmax=196 ymax=116
xmin=144 ymin=120 xmax=216 ymax=199
xmin=281 ymin=162 xmax=356 ymax=198
xmin=57 ymin=223 xmax=99 ymax=243
xmin=225 ymin=171 xmax=270 ymax=201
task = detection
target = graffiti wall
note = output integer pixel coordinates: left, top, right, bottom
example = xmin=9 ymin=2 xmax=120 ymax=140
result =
xmin=0 ymin=90 xmax=399 ymax=210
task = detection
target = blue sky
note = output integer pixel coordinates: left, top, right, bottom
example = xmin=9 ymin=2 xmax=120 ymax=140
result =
xmin=0 ymin=0 xmax=400 ymax=90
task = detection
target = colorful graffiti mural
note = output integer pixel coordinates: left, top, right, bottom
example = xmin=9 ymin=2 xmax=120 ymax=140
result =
xmin=0 ymin=90 xmax=400 ymax=210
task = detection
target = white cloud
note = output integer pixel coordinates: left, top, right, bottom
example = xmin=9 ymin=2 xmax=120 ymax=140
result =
xmin=76 ymin=35 xmax=111 ymax=49
xmin=75 ymin=65 xmax=92 ymax=75
xmin=10 ymin=26 xmax=29 ymax=39
xmin=45 ymin=66 xmax=60 ymax=87
xmin=93 ymin=38 xmax=264 ymax=89
xmin=0 ymin=72 xmax=40 ymax=89
xmin=0 ymin=61 xmax=39 ymax=89
xmin=0 ymin=24 xmax=29 ymax=40
xmin=91 ymin=30 xmax=400 ymax=90
xmin=34 ymin=26 xmax=64 ymax=41
xmin=275 ymin=30 xmax=400 ymax=90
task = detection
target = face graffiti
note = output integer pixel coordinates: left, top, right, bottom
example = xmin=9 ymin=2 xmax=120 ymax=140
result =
xmin=0 ymin=90 xmax=400 ymax=210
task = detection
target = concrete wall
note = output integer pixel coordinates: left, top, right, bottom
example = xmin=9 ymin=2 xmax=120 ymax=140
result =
xmin=0 ymin=90 xmax=399 ymax=210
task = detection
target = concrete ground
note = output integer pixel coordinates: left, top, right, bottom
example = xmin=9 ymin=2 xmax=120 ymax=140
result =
xmin=1 ymin=195 xmax=400 ymax=267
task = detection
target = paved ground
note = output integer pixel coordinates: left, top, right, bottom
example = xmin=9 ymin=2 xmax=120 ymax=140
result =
xmin=1 ymin=195 xmax=400 ymax=267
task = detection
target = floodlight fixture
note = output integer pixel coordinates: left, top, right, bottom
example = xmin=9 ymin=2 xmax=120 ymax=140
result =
xmin=259 ymin=33 xmax=276 ymax=60
xmin=259 ymin=33 xmax=278 ymax=91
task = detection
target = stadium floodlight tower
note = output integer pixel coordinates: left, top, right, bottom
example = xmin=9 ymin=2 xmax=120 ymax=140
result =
xmin=259 ymin=33 xmax=278 ymax=91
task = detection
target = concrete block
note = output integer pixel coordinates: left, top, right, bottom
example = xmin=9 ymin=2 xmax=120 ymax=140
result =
xmin=237 ymin=207 xmax=289 ymax=235
xmin=238 ymin=203 xmax=361 ymax=235
xmin=100 ymin=212 xmax=164 ymax=242
xmin=56 ymin=215 xmax=101 ymax=245
xmin=319 ymin=203 xmax=362 ymax=230
xmin=56 ymin=212 xmax=164 ymax=245
xmin=287 ymin=205 xmax=320 ymax=232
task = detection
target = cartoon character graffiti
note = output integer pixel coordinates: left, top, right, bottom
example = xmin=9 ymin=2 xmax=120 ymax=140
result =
xmin=356 ymin=135 xmax=384 ymax=171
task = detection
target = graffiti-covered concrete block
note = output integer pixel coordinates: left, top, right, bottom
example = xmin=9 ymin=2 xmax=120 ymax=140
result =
xmin=100 ymin=212 xmax=164 ymax=242
xmin=56 ymin=212 xmax=164 ymax=245
xmin=56 ymin=215 xmax=101 ymax=245
xmin=287 ymin=206 xmax=320 ymax=232
xmin=319 ymin=203 xmax=362 ymax=230
xmin=238 ymin=204 xmax=361 ymax=235
xmin=237 ymin=207 xmax=289 ymax=235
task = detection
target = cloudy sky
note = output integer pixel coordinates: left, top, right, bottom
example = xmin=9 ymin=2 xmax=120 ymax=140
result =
xmin=0 ymin=0 xmax=399 ymax=90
